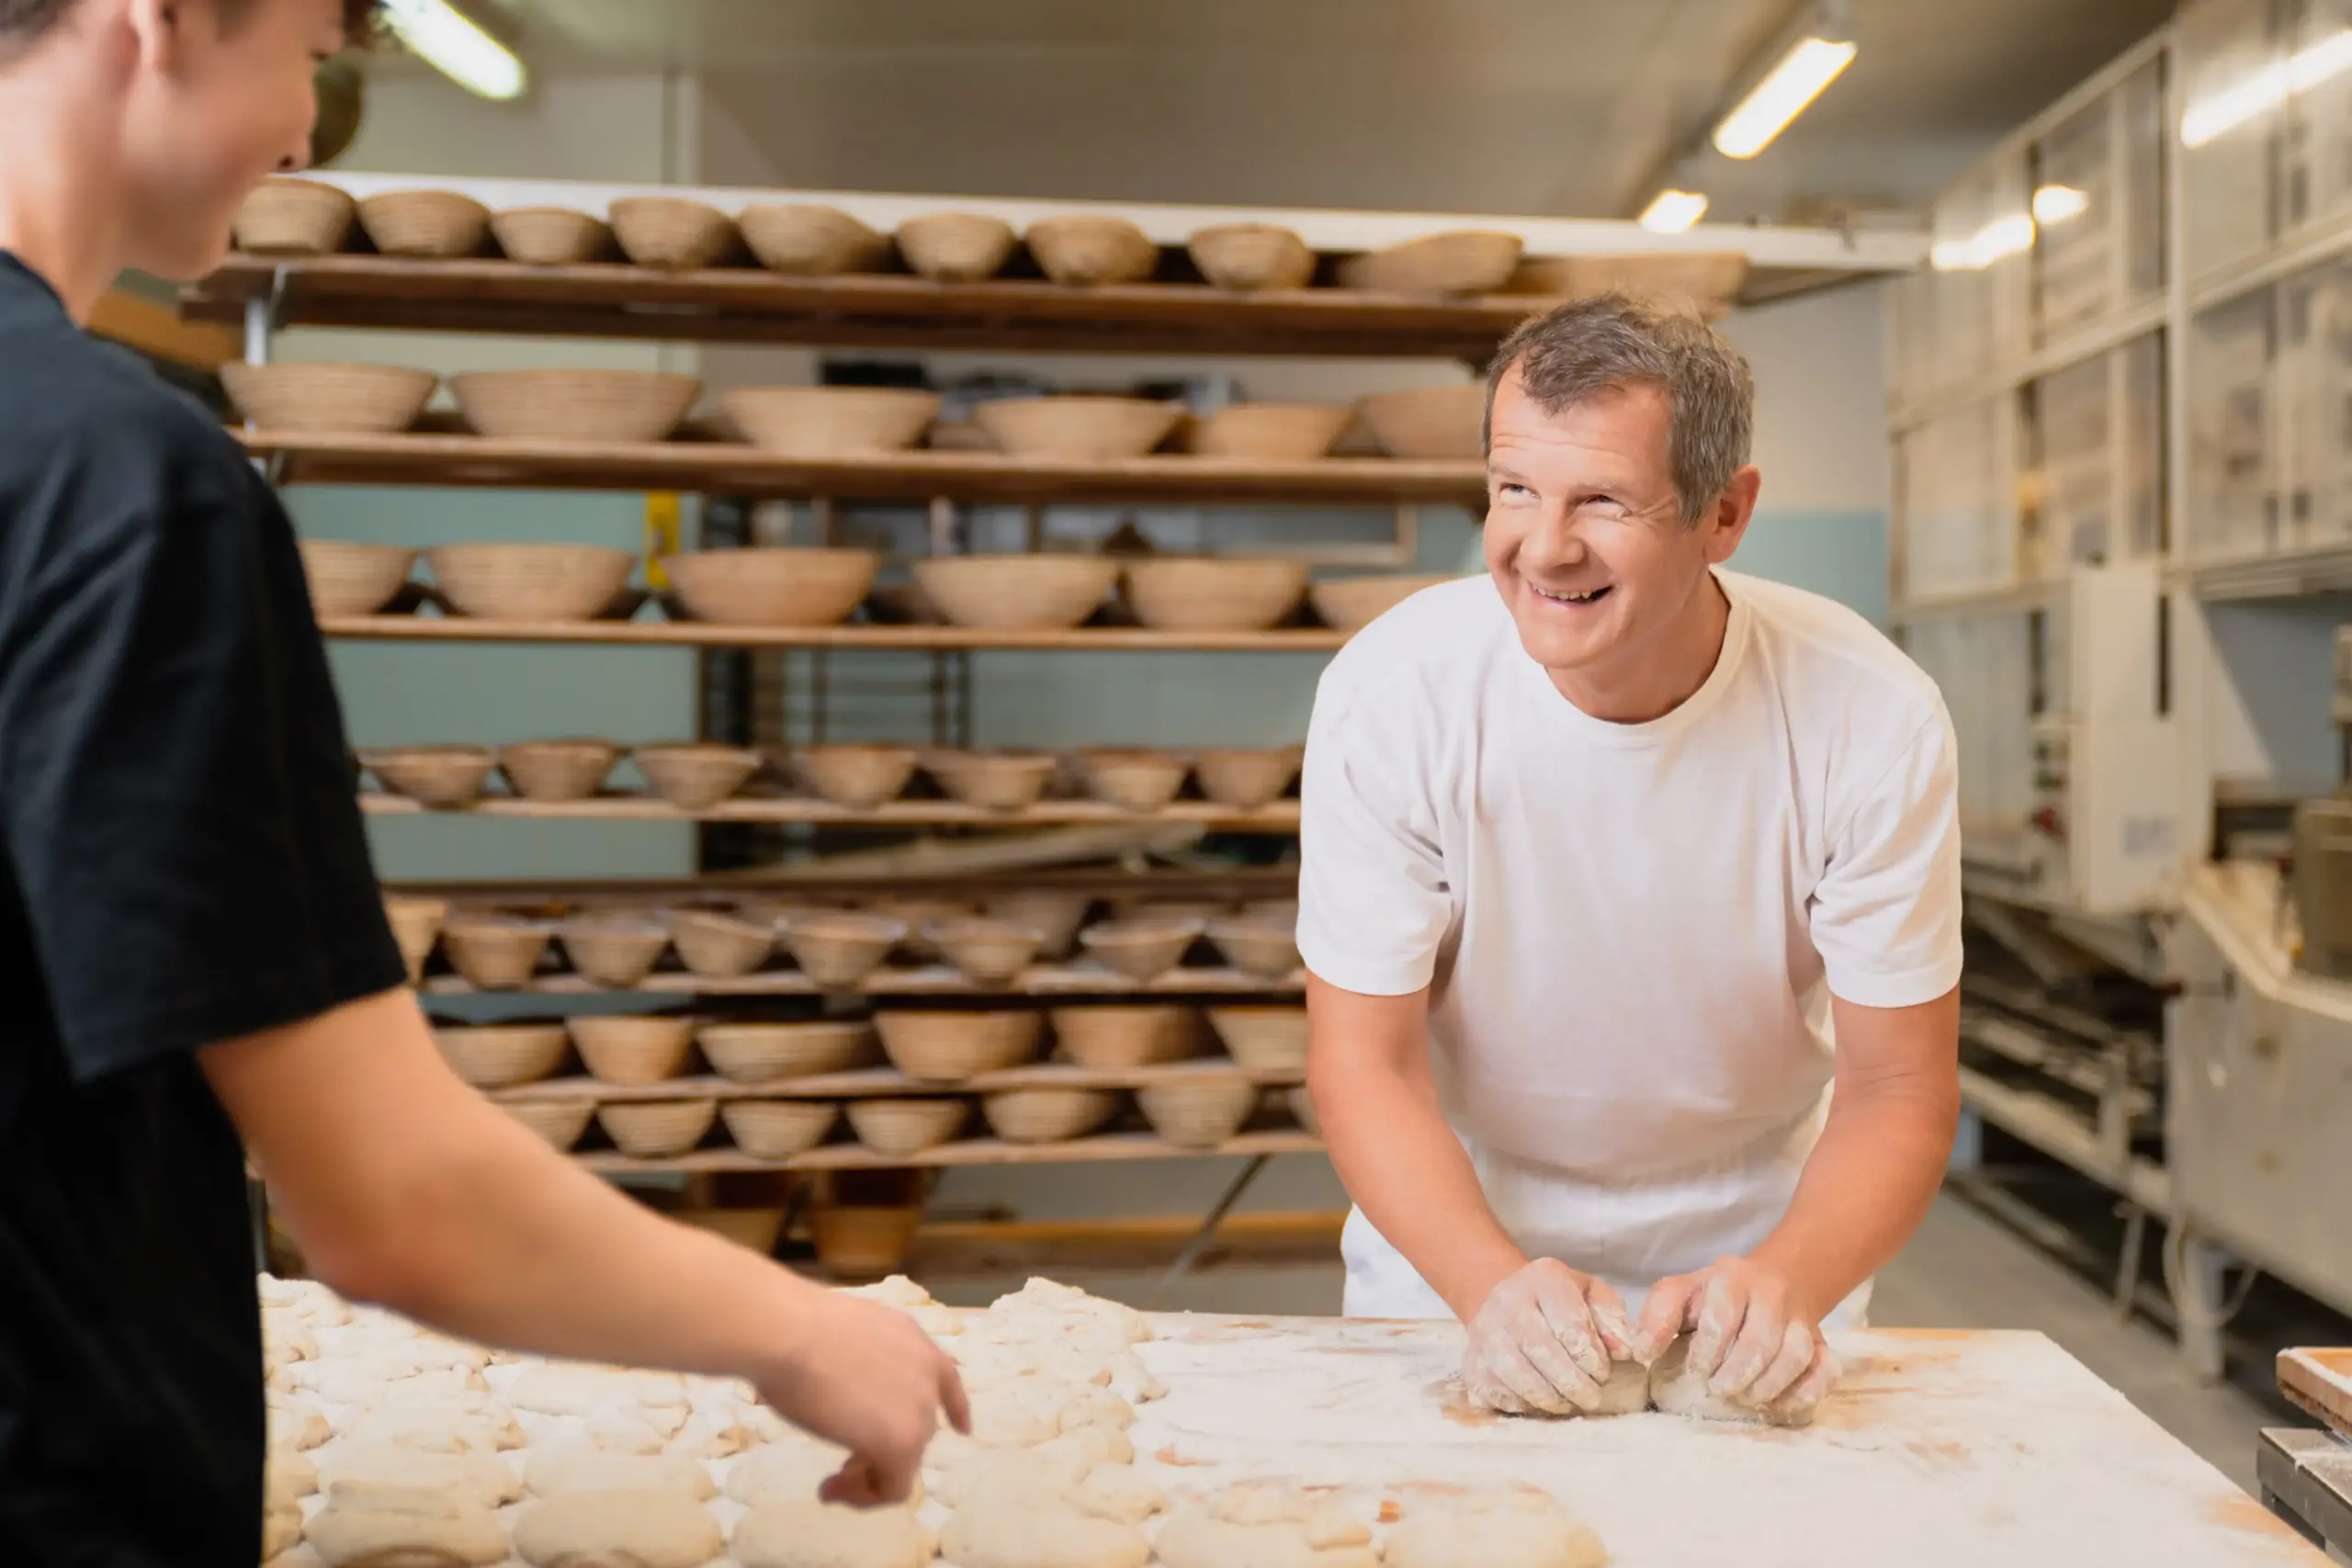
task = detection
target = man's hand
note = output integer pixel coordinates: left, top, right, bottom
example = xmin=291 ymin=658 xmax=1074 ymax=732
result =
xmin=1633 ymin=1256 xmax=1838 ymax=1411
xmin=760 ymin=1291 xmax=971 ymax=1506
xmin=1462 ymin=1258 xmax=1636 ymax=1416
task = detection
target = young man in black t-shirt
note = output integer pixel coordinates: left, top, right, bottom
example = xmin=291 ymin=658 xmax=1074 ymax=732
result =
xmin=0 ymin=3 xmax=967 ymax=1562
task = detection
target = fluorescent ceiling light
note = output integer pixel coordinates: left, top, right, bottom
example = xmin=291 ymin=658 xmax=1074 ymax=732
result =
xmin=2030 ymin=185 xmax=2089 ymax=225
xmin=381 ymin=0 xmax=527 ymax=101
xmin=1639 ymin=189 xmax=1710 ymax=234
xmin=1713 ymin=36 xmax=1857 ymax=158
xmin=1930 ymin=211 xmax=2036 ymax=271
xmin=2182 ymin=28 xmax=2352 ymax=149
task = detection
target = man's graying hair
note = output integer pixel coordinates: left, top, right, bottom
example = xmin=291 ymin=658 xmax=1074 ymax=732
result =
xmin=1483 ymin=292 xmax=1756 ymax=526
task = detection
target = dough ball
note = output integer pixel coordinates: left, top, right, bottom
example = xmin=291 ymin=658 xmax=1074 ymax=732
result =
xmin=733 ymin=1496 xmax=931 ymax=1568
xmin=939 ymin=1494 xmax=1148 ymax=1568
xmin=512 ymin=1489 xmax=723 ymax=1568
xmin=290 ymin=1360 xmax=487 ymax=1407
xmin=1385 ymin=1489 xmax=1606 ymax=1568
xmin=1153 ymin=1490 xmax=1377 ymax=1568
xmin=524 ymin=1439 xmax=717 ymax=1502
xmin=845 ymin=1275 xmax=934 ymax=1309
xmin=344 ymin=1400 xmax=526 ymax=1455
xmin=1072 ymin=1463 xmax=1165 ymax=1524
xmin=930 ymin=1442 xmax=1090 ymax=1510
xmin=305 ymin=1483 xmax=506 ymax=1568
xmin=1649 ymin=1336 xmax=1818 ymax=1428
xmin=262 ymin=1310 xmax=318 ymax=1364
xmin=666 ymin=1411 xmax=752 ymax=1460
xmin=266 ymin=1448 xmax=318 ymax=1506
xmin=1584 ymin=1357 xmax=1651 ymax=1416
xmin=261 ymin=1499 xmax=302 ymax=1562
xmin=727 ymin=1439 xmax=910 ymax=1507
xmin=963 ymin=1382 xmax=1069 ymax=1449
xmin=986 ymin=1278 xmax=1151 ymax=1343
xmin=266 ymin=1401 xmax=331 ymax=1452
xmin=508 ymin=1362 xmax=688 ymax=1418
xmin=314 ymin=1440 xmax=523 ymax=1511
xmin=585 ymin=1408 xmax=670 ymax=1454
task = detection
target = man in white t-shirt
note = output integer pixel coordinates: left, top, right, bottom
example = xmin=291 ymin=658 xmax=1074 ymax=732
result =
xmin=1298 ymin=294 xmax=1962 ymax=1420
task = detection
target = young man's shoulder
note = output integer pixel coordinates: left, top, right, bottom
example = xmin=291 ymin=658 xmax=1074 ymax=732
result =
xmin=0 ymin=309 xmax=244 ymax=493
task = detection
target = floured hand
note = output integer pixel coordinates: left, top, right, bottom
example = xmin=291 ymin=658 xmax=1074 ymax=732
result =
xmin=1632 ymin=1256 xmax=1838 ymax=1415
xmin=1461 ymin=1258 xmax=1634 ymax=1416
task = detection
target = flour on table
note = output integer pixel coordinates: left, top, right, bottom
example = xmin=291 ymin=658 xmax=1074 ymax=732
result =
xmin=1383 ymin=1486 xmax=1607 ymax=1568
xmin=512 ymin=1488 xmax=724 ymax=1568
xmin=732 ymin=1495 xmax=933 ymax=1568
xmin=303 ymin=1483 xmax=507 ymax=1568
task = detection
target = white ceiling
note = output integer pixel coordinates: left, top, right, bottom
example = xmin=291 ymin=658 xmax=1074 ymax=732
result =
xmin=464 ymin=0 xmax=2176 ymax=220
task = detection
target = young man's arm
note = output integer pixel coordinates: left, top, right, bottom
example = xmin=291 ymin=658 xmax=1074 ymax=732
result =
xmin=202 ymin=987 xmax=964 ymax=1505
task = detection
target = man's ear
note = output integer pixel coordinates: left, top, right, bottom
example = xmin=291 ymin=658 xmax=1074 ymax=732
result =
xmin=122 ymin=0 xmax=187 ymax=74
xmin=1702 ymin=465 xmax=1763 ymax=566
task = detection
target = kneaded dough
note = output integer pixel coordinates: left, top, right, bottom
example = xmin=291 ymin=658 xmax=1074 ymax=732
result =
xmin=1152 ymin=1487 xmax=1379 ymax=1568
xmin=846 ymin=1275 xmax=933 ymax=1309
xmin=1585 ymin=1357 xmax=1652 ymax=1416
xmin=263 ymin=1310 xmax=318 ymax=1364
xmin=266 ymin=1448 xmax=318 ymax=1505
xmin=508 ymin=1362 xmax=687 ymax=1418
xmin=314 ymin=1440 xmax=523 ymax=1510
xmin=288 ymin=1360 xmax=488 ymax=1407
xmin=266 ymin=1400 xmax=331 ymax=1452
xmin=345 ymin=1400 xmax=526 ymax=1454
xmin=585 ymin=1407 xmax=670 ymax=1454
xmin=1071 ymin=1463 xmax=1166 ymax=1524
xmin=512 ymin=1489 xmax=724 ymax=1568
xmin=725 ymin=1438 xmax=924 ymax=1507
xmin=1384 ymin=1489 xmax=1606 ymax=1568
xmin=524 ymin=1440 xmax=717 ymax=1501
xmin=986 ymin=1278 xmax=1151 ymax=1344
xmin=732 ymin=1496 xmax=931 ymax=1568
xmin=666 ymin=1411 xmax=752 ymax=1460
xmin=1648 ymin=1336 xmax=1818 ymax=1428
xmin=305 ymin=1483 xmax=507 ymax=1568
xmin=939 ymin=1494 xmax=1148 ymax=1568
xmin=261 ymin=1499 xmax=301 ymax=1562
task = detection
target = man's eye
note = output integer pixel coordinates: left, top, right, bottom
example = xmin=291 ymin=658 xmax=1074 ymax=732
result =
xmin=1495 ymin=483 xmax=1533 ymax=500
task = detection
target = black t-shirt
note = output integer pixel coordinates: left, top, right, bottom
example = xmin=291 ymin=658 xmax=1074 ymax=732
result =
xmin=0 ymin=254 xmax=405 ymax=1566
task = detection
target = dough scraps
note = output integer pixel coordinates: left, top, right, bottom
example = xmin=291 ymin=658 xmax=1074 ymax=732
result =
xmin=512 ymin=1489 xmax=724 ymax=1568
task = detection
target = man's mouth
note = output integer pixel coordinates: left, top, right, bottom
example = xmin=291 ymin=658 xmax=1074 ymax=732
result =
xmin=1530 ymin=583 xmax=1612 ymax=605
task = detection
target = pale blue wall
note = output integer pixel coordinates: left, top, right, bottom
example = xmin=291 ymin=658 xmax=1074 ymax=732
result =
xmin=1728 ymin=508 xmax=1890 ymax=626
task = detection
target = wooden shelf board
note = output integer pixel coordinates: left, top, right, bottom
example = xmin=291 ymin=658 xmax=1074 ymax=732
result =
xmin=243 ymin=430 xmax=1486 ymax=504
xmin=494 ymin=1058 xmax=1306 ymax=1104
xmin=321 ymin=613 xmax=1351 ymax=651
xmin=423 ymin=963 xmax=1305 ymax=998
xmin=572 ymin=1128 xmax=1323 ymax=1172
xmin=362 ymin=792 xmax=1301 ymax=829
xmin=188 ymin=254 xmax=1545 ymax=360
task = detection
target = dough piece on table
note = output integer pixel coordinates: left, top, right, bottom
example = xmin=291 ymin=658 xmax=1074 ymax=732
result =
xmin=985 ymin=1277 xmax=1151 ymax=1344
xmin=524 ymin=1439 xmax=717 ymax=1501
xmin=261 ymin=1499 xmax=302 ymax=1562
xmin=304 ymin=1483 xmax=506 ymax=1568
xmin=260 ymin=1275 xmax=356 ymax=1327
xmin=507 ymin=1361 xmax=688 ymax=1418
xmin=266 ymin=1400 xmax=332 ymax=1452
xmin=314 ymin=1440 xmax=524 ymax=1510
xmin=667 ymin=1410 xmax=752 ymax=1460
xmin=344 ymin=1399 xmax=526 ymax=1454
xmin=263 ymin=1310 xmax=318 ymax=1363
xmin=1576 ymin=1357 xmax=1652 ymax=1416
xmin=1073 ymin=1463 xmax=1165 ymax=1524
xmin=1384 ymin=1488 xmax=1605 ymax=1568
xmin=288 ymin=1359 xmax=487 ymax=1407
xmin=733 ymin=1496 xmax=932 ymax=1568
xmin=962 ymin=1382 xmax=1069 ymax=1449
xmin=1153 ymin=1484 xmax=1378 ymax=1568
xmin=512 ymin=1489 xmax=723 ymax=1568
xmin=266 ymin=1448 xmax=319 ymax=1505
xmin=734 ymin=1401 xmax=800 ymax=1446
xmin=585 ymin=1407 xmax=670 ymax=1454
xmin=1648 ymin=1335 xmax=1820 ymax=1427
xmin=726 ymin=1438 xmax=922 ymax=1506
xmin=939 ymin=1493 xmax=1148 ymax=1568
xmin=364 ymin=1336 xmax=492 ymax=1377
xmin=845 ymin=1274 xmax=934 ymax=1309
xmin=930 ymin=1440 xmax=1088 ymax=1509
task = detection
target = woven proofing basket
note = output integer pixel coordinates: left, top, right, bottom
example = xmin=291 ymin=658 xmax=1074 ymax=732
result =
xmin=868 ymin=898 xmax=970 ymax=962
xmin=426 ymin=543 xmax=636 ymax=624
xmin=300 ymin=541 xmax=417 ymax=618
xmin=363 ymin=746 xmax=494 ymax=809
xmin=1124 ymin=558 xmax=1308 ymax=633
xmin=895 ymin=212 xmax=1018 ymax=282
xmin=719 ymin=387 xmax=941 ymax=458
xmin=358 ymin=189 xmax=492 ymax=258
xmin=435 ymin=1024 xmax=569 ymax=1089
xmin=926 ymin=918 xmax=1045 ymax=987
xmin=1339 ymin=230 xmax=1523 ymax=296
xmin=984 ymin=1088 xmax=1122 ymax=1145
xmin=1206 ymin=918 xmax=1301 ymax=981
xmin=974 ymin=396 xmax=1182 ymax=460
xmin=1190 ymin=747 xmax=1301 ymax=810
xmin=1286 ymin=1085 xmax=1320 ymax=1135
xmin=921 ymin=750 xmax=1058 ymax=811
xmin=1187 ymin=223 xmax=1316 ymax=291
xmin=876 ymin=1010 xmax=1043 ymax=1084
xmin=220 ymin=363 xmax=437 ymax=435
xmin=440 ymin=916 xmax=550 ymax=989
xmin=847 ymin=1098 xmax=969 ymax=1157
xmin=598 ymin=1100 xmax=718 ymax=1158
xmin=668 ymin=909 xmax=775 ymax=978
xmin=1050 ymin=1005 xmax=1204 ymax=1069
xmin=1077 ymin=918 xmax=1204 ymax=982
xmin=780 ymin=912 xmax=904 ymax=990
xmin=631 ymin=744 xmax=761 ymax=811
xmin=698 ymin=1021 xmax=875 ymax=1082
xmin=721 ymin=1100 xmax=840 ymax=1159
xmin=1138 ymin=1077 xmax=1260 ymax=1149
xmin=1520 ymin=251 xmax=1749 ymax=308
xmin=1077 ymin=750 xmax=1189 ymax=812
xmin=609 ymin=196 xmax=739 ymax=269
xmin=452 ymin=369 xmax=701 ymax=445
xmin=795 ymin=745 xmax=919 ymax=810
xmin=911 ymin=556 xmax=1118 ymax=631
xmin=560 ymin=914 xmax=670 ymax=988
xmin=1356 ymin=384 xmax=1486 ymax=460
xmin=1206 ymin=1006 xmax=1309 ymax=1073
xmin=1309 ymin=572 xmax=1454 ymax=633
xmin=569 ymin=1015 xmax=697 ymax=1086
xmin=1026 ymin=215 xmax=1159 ymax=285
xmin=492 ymin=207 xmax=613 ymax=265
xmin=739 ymin=204 xmax=889 ymax=276
xmin=981 ymin=892 xmax=1092 ymax=958
xmin=661 ymin=548 xmax=879 ymax=628
xmin=383 ymin=897 xmax=447 ymax=986
xmin=498 ymin=739 xmax=621 ymax=803
xmin=506 ymin=1100 xmax=595 ymax=1151
xmin=1193 ymin=403 xmax=1351 ymax=461
xmin=235 ymin=178 xmax=356 ymax=254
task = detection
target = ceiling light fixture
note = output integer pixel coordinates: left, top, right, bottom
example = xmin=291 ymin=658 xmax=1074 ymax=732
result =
xmin=1713 ymin=29 xmax=1858 ymax=159
xmin=1639 ymin=189 xmax=1710 ymax=234
xmin=2030 ymin=185 xmax=2090 ymax=225
xmin=2182 ymin=28 xmax=2352 ymax=148
xmin=379 ymin=0 xmax=527 ymax=101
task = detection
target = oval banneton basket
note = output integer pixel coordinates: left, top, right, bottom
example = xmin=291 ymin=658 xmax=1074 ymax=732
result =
xmin=1138 ymin=1075 xmax=1261 ymax=1149
xmin=697 ymin=1020 xmax=875 ymax=1082
xmin=363 ymin=745 xmax=495 ymax=809
xmin=1192 ymin=403 xmax=1351 ymax=461
xmin=911 ymin=555 xmax=1119 ymax=632
xmin=1186 ymin=223 xmax=1317 ymax=291
xmin=718 ymin=387 xmax=941 ymax=458
xmin=559 ymin=913 xmax=671 ymax=989
xmin=1206 ymin=1006 xmax=1310 ymax=1073
xmin=1338 ymin=229 xmax=1524 ymax=296
xmin=738 ymin=204 xmax=890 ymax=276
xmin=973 ymin=396 xmax=1182 ymax=461
xmin=382 ymin=896 xmax=447 ymax=986
xmin=496 ymin=739 xmax=622 ymax=803
xmin=667 ymin=908 xmax=775 ymax=979
xmin=300 ymin=540 xmax=417 ymax=618
xmin=875 ymin=1009 xmax=1044 ymax=1083
xmin=568 ymin=1014 xmax=697 ymax=1087
xmin=1355 ymin=383 xmax=1486 ymax=460
xmin=434 ymin=1023 xmax=569 ymax=1090
xmin=1189 ymin=746 xmax=1302 ymax=810
xmin=1076 ymin=750 xmax=1190 ymax=813
xmin=894 ymin=212 xmax=1018 ymax=283
xmin=845 ymin=1097 xmax=970 ymax=1157
xmin=451 ymin=369 xmax=701 ymax=445
xmin=983 ymin=1088 xmax=1123 ymax=1145
xmin=425 ymin=543 xmax=637 ymax=624
xmin=1049 ymin=1005 xmax=1204 ymax=1069
xmin=357 ymin=189 xmax=492 ymax=258
xmin=628 ymin=744 xmax=762 ymax=812
xmin=1076 ymin=917 xmax=1205 ymax=982
xmin=1124 ymin=558 xmax=1309 ymax=634
xmin=794 ymin=744 xmax=920 ymax=811
xmin=779 ymin=911 xmax=904 ymax=991
xmin=608 ymin=195 xmax=739 ymax=270
xmin=505 ymin=1099 xmax=596 ymax=1152
xmin=925 ymin=917 xmax=1046 ymax=987
xmin=720 ymin=1100 xmax=840 ymax=1160
xmin=920 ymin=750 xmax=1060 ymax=812
xmin=661 ymin=547 xmax=879 ymax=629
xmin=492 ymin=207 xmax=614 ymax=266
xmin=1206 ymin=917 xmax=1301 ymax=981
xmin=1308 ymin=572 xmax=1455 ymax=633
xmin=220 ymin=363 xmax=438 ymax=436
xmin=978 ymin=892 xmax=1093 ymax=959
xmin=1512 ymin=251 xmax=1750 ymax=310
xmin=439 ymin=914 xmax=551 ymax=990
xmin=234 ymin=177 xmax=356 ymax=254
xmin=597 ymin=1099 xmax=718 ymax=1158
xmin=1024 ymin=215 xmax=1159 ymax=286
xmin=867 ymin=897 xmax=970 ymax=963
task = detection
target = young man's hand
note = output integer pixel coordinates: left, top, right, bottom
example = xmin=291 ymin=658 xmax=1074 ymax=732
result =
xmin=1460 ymin=1258 xmax=1635 ymax=1415
xmin=762 ymin=1291 xmax=970 ymax=1506
xmin=1632 ymin=1255 xmax=1837 ymax=1412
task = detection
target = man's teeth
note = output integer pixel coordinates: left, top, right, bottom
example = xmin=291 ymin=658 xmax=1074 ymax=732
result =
xmin=1534 ymin=585 xmax=1607 ymax=604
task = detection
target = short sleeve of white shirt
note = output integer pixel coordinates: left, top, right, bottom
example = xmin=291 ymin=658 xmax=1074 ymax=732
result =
xmin=1295 ymin=675 xmax=1453 ymax=998
xmin=1808 ymin=710 xmax=1965 ymax=1009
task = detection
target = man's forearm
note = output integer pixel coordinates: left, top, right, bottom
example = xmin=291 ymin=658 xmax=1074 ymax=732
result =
xmin=1748 ymin=1076 xmax=1958 ymax=1318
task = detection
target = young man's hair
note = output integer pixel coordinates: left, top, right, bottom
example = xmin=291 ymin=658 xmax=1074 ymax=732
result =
xmin=1 ymin=0 xmax=380 ymax=42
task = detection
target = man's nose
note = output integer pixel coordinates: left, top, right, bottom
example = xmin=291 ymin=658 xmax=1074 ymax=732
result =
xmin=1518 ymin=505 xmax=1589 ymax=570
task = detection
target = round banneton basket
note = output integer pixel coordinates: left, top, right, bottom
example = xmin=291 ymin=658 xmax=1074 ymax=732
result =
xmin=558 ymin=913 xmax=670 ymax=989
xmin=597 ymin=1099 xmax=718 ymax=1158
xmin=1076 ymin=917 xmax=1204 ymax=982
xmin=697 ymin=1021 xmax=875 ymax=1082
xmin=920 ymin=750 xmax=1060 ymax=812
xmin=718 ymin=387 xmax=941 ymax=458
xmin=1520 ymin=251 xmax=1750 ymax=309
xmin=504 ymin=1100 xmax=596 ymax=1152
xmin=1124 ymin=558 xmax=1309 ymax=633
xmin=362 ymin=746 xmax=495 ymax=809
xmin=496 ymin=739 xmax=621 ymax=803
xmin=911 ymin=555 xmax=1119 ymax=631
xmin=779 ymin=911 xmax=904 ymax=991
xmin=434 ymin=1023 xmax=569 ymax=1090
xmin=1189 ymin=747 xmax=1303 ymax=810
xmin=983 ymin=1088 xmax=1124 ymax=1145
xmin=1307 ymin=571 xmax=1455 ymax=633
xmin=973 ymin=395 xmax=1182 ymax=460
xmin=451 ymin=369 xmax=701 ymax=445
xmin=568 ymin=1014 xmax=697 ymax=1087
xmin=979 ymin=892 xmax=1092 ymax=959
xmin=811 ymin=1203 xmax=925 ymax=1278
xmin=667 ymin=908 xmax=775 ymax=979
xmin=1025 ymin=215 xmax=1159 ymax=286
xmin=220 ymin=363 xmax=438 ymax=435
xmin=234 ymin=177 xmax=356 ymax=254
xmin=739 ymin=203 xmax=890 ymax=276
xmin=357 ymin=189 xmax=492 ymax=258
xmin=1206 ymin=917 xmax=1301 ymax=981
xmin=491 ymin=207 xmax=614 ymax=266
xmin=1205 ymin=1006 xmax=1309 ymax=1073
xmin=1138 ymin=1076 xmax=1261 ymax=1149
xmin=1286 ymin=1085 xmax=1320 ymax=1136
xmin=895 ymin=212 xmax=1018 ymax=282
xmin=382 ymin=896 xmax=447 ymax=986
xmin=794 ymin=745 xmax=920 ymax=811
xmin=925 ymin=917 xmax=1046 ymax=987
xmin=875 ymin=1010 xmax=1044 ymax=1084
xmin=1355 ymin=384 xmax=1486 ymax=460
xmin=299 ymin=540 xmax=417 ymax=618
xmin=1186 ymin=222 xmax=1316 ymax=291
xmin=425 ymin=543 xmax=636 ymax=624
xmin=1191 ymin=402 xmax=1351 ymax=461
xmin=1076 ymin=750 xmax=1190 ymax=812
xmin=631 ymin=743 xmax=761 ymax=811
xmin=866 ymin=898 xmax=970 ymax=963
xmin=608 ymin=195 xmax=739 ymax=269
xmin=721 ymin=1100 xmax=840 ymax=1160
xmin=660 ymin=547 xmax=879 ymax=628
xmin=845 ymin=1097 xmax=970 ymax=1157
xmin=1049 ymin=1005 xmax=1204 ymax=1069
xmin=439 ymin=914 xmax=551 ymax=990
xmin=1338 ymin=229 xmax=1523 ymax=296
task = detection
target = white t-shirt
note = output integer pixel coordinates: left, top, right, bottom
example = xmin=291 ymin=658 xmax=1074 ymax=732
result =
xmin=1297 ymin=570 xmax=1962 ymax=1183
